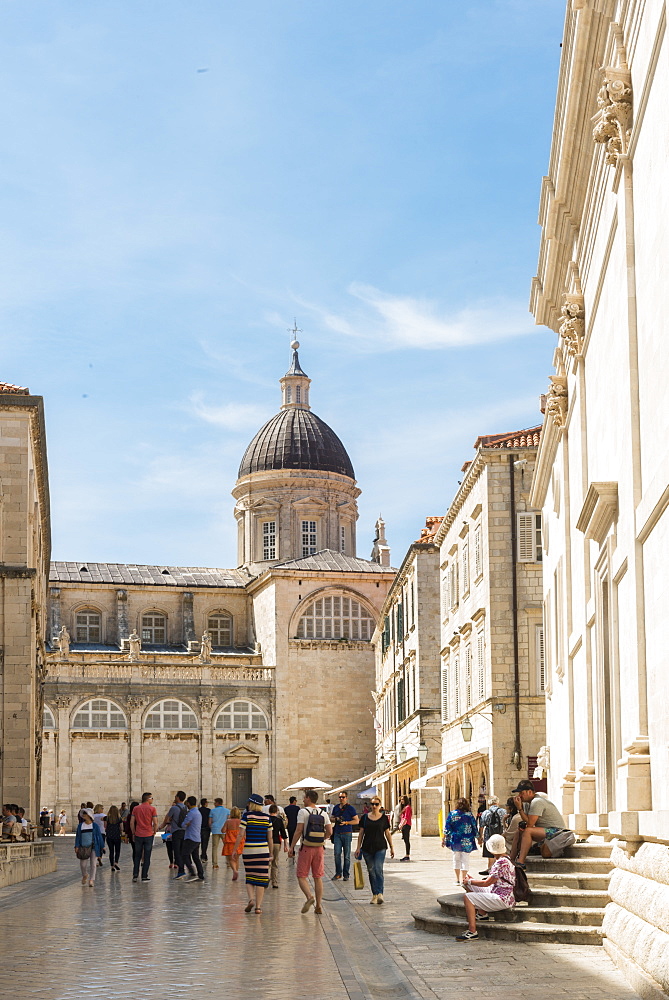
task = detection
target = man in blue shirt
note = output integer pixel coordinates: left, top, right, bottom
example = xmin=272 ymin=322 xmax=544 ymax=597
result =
xmin=181 ymin=796 xmax=204 ymax=882
xmin=331 ymin=791 xmax=358 ymax=881
xmin=209 ymin=797 xmax=230 ymax=869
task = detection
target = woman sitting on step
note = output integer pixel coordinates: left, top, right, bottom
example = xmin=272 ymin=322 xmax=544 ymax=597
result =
xmin=455 ymin=835 xmax=516 ymax=941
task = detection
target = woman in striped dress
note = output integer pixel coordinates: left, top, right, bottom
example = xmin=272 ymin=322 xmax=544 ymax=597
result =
xmin=234 ymin=793 xmax=273 ymax=913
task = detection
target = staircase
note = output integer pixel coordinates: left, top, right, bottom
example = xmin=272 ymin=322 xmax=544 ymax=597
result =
xmin=412 ymin=842 xmax=613 ymax=945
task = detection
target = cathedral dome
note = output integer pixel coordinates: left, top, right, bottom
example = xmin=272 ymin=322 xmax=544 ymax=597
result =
xmin=238 ymin=407 xmax=355 ymax=479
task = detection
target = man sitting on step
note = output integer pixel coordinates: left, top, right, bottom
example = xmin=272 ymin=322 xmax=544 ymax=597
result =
xmin=510 ymin=779 xmax=574 ymax=868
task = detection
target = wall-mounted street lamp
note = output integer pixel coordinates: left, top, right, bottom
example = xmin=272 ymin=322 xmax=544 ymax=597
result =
xmin=418 ymin=741 xmax=429 ymax=764
xmin=460 ymin=716 xmax=474 ymax=742
xmin=398 ymin=745 xmax=407 ymax=763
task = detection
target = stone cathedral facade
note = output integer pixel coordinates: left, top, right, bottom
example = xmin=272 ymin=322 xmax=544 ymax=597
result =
xmin=41 ymin=345 xmax=395 ymax=817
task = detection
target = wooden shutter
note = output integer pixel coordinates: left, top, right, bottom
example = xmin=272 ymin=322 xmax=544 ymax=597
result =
xmin=397 ymin=602 xmax=404 ymax=639
xmin=454 ymin=655 xmax=460 ymax=715
xmin=474 ymin=525 xmax=482 ymax=578
xmin=441 ymin=661 xmax=449 ymax=721
xmin=465 ymin=645 xmax=472 ymax=709
xmin=517 ymin=513 xmax=535 ymax=561
xmin=477 ymin=630 xmax=485 ymax=701
xmin=462 ymin=540 xmax=470 ymax=593
xmin=536 ymin=624 xmax=546 ymax=692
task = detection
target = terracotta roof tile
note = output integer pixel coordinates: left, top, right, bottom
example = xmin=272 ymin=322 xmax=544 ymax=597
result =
xmin=474 ymin=425 xmax=542 ymax=450
xmin=414 ymin=515 xmax=443 ymax=544
xmin=0 ymin=381 xmax=29 ymax=394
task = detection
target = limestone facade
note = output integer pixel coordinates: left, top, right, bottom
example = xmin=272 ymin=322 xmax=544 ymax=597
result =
xmin=530 ymin=1 xmax=669 ymax=992
xmin=40 ymin=348 xmax=395 ymax=820
xmin=434 ymin=429 xmax=546 ymax=816
xmin=0 ymin=384 xmax=50 ymax=822
xmin=372 ymin=519 xmax=443 ymax=835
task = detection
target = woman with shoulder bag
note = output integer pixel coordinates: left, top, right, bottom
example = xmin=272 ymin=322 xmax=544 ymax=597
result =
xmin=354 ymin=796 xmax=394 ymax=904
xmin=74 ymin=809 xmax=104 ymax=886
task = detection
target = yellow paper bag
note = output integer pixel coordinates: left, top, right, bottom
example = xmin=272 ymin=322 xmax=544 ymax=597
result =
xmin=353 ymin=859 xmax=365 ymax=890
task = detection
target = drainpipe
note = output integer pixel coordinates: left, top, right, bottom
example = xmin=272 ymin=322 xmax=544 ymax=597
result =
xmin=509 ymin=454 xmax=522 ymax=770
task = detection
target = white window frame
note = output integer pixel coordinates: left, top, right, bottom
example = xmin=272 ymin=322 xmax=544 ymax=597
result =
xmin=216 ymin=699 xmax=268 ymax=731
xmin=141 ymin=612 xmax=166 ymax=644
xmin=286 ymin=386 xmax=292 ymax=404
xmin=144 ymin=699 xmax=198 ymax=730
xmin=449 ymin=561 xmax=459 ymax=610
xmin=43 ymin=705 xmax=56 ymax=729
xmin=73 ymin=699 xmax=127 ymax=730
xmin=301 ymin=519 xmax=317 ymax=557
xmin=75 ymin=609 xmax=102 ymax=643
xmin=262 ymin=520 xmax=277 ymax=560
xmin=518 ymin=512 xmax=542 ymax=562
xmin=207 ymin=612 xmax=233 ymax=647
xmin=296 ymin=594 xmax=374 ymax=640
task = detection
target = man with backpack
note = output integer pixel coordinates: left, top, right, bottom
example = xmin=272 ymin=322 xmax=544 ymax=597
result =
xmin=477 ymin=795 xmax=507 ymax=874
xmin=164 ymin=791 xmax=188 ymax=879
xmin=287 ymin=789 xmax=333 ymax=914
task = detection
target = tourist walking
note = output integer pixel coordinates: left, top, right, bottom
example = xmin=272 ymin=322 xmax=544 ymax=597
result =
xmin=284 ymin=796 xmax=300 ymax=845
xmin=456 ymin=834 xmax=517 ymax=941
xmin=180 ymin=796 xmax=205 ymax=882
xmin=398 ymin=795 xmax=412 ymax=861
xmin=354 ymin=795 xmax=394 ymax=904
xmin=105 ymin=804 xmax=123 ymax=870
xmin=164 ymin=791 xmax=187 ymax=875
xmin=209 ymin=797 xmax=230 ymax=868
xmin=74 ymin=809 xmax=104 ymax=886
xmin=442 ymin=797 xmax=479 ymax=884
xmin=222 ymin=807 xmax=243 ymax=879
xmin=58 ymin=810 xmax=67 ymax=835
xmin=477 ymin=796 xmax=507 ymax=873
xmin=130 ymin=792 xmax=158 ymax=882
xmin=288 ymin=790 xmax=332 ymax=915
xmin=268 ymin=804 xmax=287 ymax=887
xmin=124 ymin=801 xmax=138 ymax=849
xmin=331 ymin=791 xmax=358 ymax=881
xmin=198 ymin=798 xmax=211 ymax=862
xmin=93 ymin=805 xmax=106 ymax=866
xmin=234 ymin=793 xmax=273 ymax=913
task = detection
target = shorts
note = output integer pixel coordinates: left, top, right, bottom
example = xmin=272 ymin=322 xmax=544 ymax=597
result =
xmin=296 ymin=845 xmax=325 ymax=879
xmin=465 ymin=890 xmax=513 ymax=912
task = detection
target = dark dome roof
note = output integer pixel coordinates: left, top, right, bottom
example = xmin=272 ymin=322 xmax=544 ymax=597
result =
xmin=238 ymin=408 xmax=355 ymax=479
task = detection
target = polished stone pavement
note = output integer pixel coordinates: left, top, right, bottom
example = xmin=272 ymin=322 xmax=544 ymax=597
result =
xmin=0 ymin=835 xmax=640 ymax=1000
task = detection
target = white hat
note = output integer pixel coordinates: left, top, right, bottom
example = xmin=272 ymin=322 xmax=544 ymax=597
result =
xmin=486 ymin=834 xmax=507 ymax=855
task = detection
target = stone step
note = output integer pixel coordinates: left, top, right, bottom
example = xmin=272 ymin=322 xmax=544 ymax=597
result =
xmin=437 ymin=895 xmax=605 ymax=927
xmin=412 ymin=907 xmax=604 ymax=945
xmin=563 ymin=843 xmax=612 ymax=859
xmin=523 ymin=856 xmax=613 ymax=874
xmin=529 ymin=886 xmax=610 ymax=908
xmin=526 ymin=871 xmax=611 ymax=891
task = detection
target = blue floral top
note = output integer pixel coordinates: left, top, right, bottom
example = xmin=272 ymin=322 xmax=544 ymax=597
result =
xmin=444 ymin=810 xmax=478 ymax=853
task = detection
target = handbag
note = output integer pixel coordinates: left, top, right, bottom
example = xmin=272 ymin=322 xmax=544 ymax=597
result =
xmin=353 ymin=859 xmax=365 ymax=890
xmin=75 ymin=845 xmax=92 ymax=860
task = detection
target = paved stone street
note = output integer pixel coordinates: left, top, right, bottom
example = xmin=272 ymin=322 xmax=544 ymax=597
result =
xmin=0 ymin=835 xmax=640 ymax=1000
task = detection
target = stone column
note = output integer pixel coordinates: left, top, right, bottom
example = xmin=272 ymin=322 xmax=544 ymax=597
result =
xmin=198 ymin=696 xmax=215 ymax=799
xmin=49 ymin=588 xmax=61 ymax=641
xmin=53 ymin=695 xmax=72 ymax=817
xmin=126 ymin=696 xmax=146 ymax=803
xmin=183 ymin=592 xmax=196 ymax=644
xmin=116 ymin=590 xmax=129 ymax=646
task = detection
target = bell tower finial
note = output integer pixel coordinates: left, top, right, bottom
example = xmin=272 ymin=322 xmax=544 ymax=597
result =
xmin=281 ymin=321 xmax=311 ymax=409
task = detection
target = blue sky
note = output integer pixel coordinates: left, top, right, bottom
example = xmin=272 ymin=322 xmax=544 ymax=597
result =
xmin=0 ymin=1 xmax=564 ymax=567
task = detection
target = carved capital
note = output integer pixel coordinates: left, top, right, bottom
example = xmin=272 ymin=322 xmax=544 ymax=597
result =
xmin=53 ymin=695 xmax=71 ymax=709
xmin=198 ymin=696 xmax=215 ymax=713
xmin=592 ymin=66 xmax=632 ymax=167
xmin=546 ymin=376 xmax=568 ymax=428
xmin=126 ymin=696 xmax=146 ymax=711
xmin=559 ymin=293 xmax=585 ymax=356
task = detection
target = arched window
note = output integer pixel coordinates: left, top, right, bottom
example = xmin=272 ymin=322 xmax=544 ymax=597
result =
xmin=216 ymin=700 xmax=268 ymax=731
xmin=43 ymin=705 xmax=56 ymax=729
xmin=296 ymin=594 xmax=374 ymax=640
xmin=75 ymin=608 xmax=101 ymax=642
xmin=144 ymin=699 xmax=198 ymax=730
xmin=72 ymin=699 xmax=127 ymax=730
xmin=208 ymin=612 xmax=232 ymax=647
xmin=141 ymin=612 xmax=166 ymax=644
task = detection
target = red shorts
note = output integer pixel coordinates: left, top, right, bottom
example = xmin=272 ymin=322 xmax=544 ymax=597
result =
xmin=296 ymin=845 xmax=325 ymax=879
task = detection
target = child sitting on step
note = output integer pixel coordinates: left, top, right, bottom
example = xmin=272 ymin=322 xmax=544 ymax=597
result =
xmin=455 ymin=835 xmax=516 ymax=941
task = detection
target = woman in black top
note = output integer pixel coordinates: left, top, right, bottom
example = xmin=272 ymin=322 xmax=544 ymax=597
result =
xmin=105 ymin=804 xmax=123 ymax=870
xmin=354 ymin=797 xmax=394 ymax=904
xmin=199 ymin=799 xmax=211 ymax=861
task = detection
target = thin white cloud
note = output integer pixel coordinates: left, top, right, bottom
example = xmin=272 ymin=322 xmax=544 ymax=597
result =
xmin=188 ymin=392 xmax=268 ymax=430
xmin=299 ymin=283 xmax=536 ymax=351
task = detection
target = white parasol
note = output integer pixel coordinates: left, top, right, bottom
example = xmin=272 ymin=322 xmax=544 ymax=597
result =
xmin=282 ymin=776 xmax=333 ymax=791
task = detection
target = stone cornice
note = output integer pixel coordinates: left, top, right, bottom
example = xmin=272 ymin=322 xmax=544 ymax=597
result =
xmin=576 ymin=482 xmax=618 ymax=542
xmin=529 ymin=413 xmax=559 ymax=508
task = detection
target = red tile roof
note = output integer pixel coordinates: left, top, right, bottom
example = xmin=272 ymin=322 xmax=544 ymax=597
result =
xmin=0 ymin=381 xmax=29 ymax=394
xmin=414 ymin=515 xmax=443 ymax=544
xmin=474 ymin=426 xmax=542 ymax=450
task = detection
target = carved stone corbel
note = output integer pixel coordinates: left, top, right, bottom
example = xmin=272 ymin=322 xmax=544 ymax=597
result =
xmin=592 ymin=65 xmax=632 ymax=167
xmin=546 ymin=376 xmax=568 ymax=428
xmin=559 ymin=293 xmax=585 ymax=357
xmin=126 ymin=696 xmax=146 ymax=711
xmin=198 ymin=696 xmax=215 ymax=713
xmin=53 ymin=695 xmax=71 ymax=709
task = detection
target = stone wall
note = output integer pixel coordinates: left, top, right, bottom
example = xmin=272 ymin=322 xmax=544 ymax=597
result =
xmin=0 ymin=842 xmax=57 ymax=889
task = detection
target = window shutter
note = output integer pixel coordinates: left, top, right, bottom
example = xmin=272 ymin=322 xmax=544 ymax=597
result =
xmin=536 ymin=624 xmax=546 ymax=692
xmin=517 ymin=513 xmax=535 ymax=561
xmin=441 ymin=662 xmax=449 ymax=721
xmin=477 ymin=630 xmax=485 ymax=701
xmin=465 ymin=645 xmax=472 ymax=709
xmin=397 ymin=602 xmax=404 ymax=639
xmin=462 ymin=541 xmax=470 ymax=593
xmin=454 ymin=655 xmax=460 ymax=716
xmin=474 ymin=525 xmax=482 ymax=579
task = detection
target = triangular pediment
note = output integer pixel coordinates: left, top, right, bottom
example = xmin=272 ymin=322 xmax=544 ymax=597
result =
xmin=292 ymin=496 xmax=329 ymax=508
xmin=223 ymin=742 xmax=261 ymax=758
